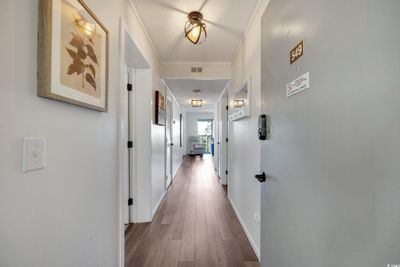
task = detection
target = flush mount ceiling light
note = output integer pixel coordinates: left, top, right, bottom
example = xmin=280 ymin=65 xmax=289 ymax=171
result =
xmin=184 ymin=11 xmax=207 ymax=45
xmin=192 ymin=89 xmax=201 ymax=94
xmin=191 ymin=99 xmax=203 ymax=107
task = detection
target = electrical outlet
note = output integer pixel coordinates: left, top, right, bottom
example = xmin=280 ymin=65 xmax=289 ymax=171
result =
xmin=23 ymin=137 xmax=46 ymax=172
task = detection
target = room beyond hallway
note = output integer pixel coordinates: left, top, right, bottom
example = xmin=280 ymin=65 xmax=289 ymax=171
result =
xmin=125 ymin=155 xmax=259 ymax=267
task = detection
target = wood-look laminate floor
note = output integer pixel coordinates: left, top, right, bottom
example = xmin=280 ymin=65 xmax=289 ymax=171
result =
xmin=125 ymin=155 xmax=260 ymax=267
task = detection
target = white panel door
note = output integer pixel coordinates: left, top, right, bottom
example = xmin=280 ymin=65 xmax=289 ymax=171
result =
xmin=260 ymin=0 xmax=400 ymax=266
xmin=165 ymin=98 xmax=173 ymax=188
xmin=218 ymin=96 xmax=228 ymax=184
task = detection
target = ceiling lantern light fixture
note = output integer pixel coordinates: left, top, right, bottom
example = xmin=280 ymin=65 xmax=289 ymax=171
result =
xmin=191 ymin=99 xmax=203 ymax=107
xmin=184 ymin=11 xmax=207 ymax=45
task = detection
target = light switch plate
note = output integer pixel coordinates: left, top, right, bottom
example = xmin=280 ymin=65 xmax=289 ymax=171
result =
xmin=23 ymin=137 xmax=46 ymax=172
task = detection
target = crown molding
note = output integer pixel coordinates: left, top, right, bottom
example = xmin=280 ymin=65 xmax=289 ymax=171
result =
xmin=231 ymin=0 xmax=270 ymax=64
xmin=127 ymin=0 xmax=162 ymax=63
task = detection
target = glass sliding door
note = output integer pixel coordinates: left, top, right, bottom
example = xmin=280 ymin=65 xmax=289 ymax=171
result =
xmin=197 ymin=119 xmax=213 ymax=154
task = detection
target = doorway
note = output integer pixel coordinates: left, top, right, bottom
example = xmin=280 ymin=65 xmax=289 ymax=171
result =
xmin=165 ymin=97 xmax=173 ymax=189
xmin=218 ymin=95 xmax=229 ymax=185
xmin=119 ymin=20 xmax=152 ymax=267
xmin=197 ymin=119 xmax=213 ymax=154
xmin=125 ymin=67 xmax=136 ymax=225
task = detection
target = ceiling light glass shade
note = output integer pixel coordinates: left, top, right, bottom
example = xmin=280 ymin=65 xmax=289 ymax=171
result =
xmin=191 ymin=99 xmax=203 ymax=107
xmin=184 ymin=11 xmax=207 ymax=45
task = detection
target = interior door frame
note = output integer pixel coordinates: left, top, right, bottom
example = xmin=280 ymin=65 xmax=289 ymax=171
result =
xmin=218 ymin=95 xmax=229 ymax=185
xmin=165 ymin=96 xmax=173 ymax=189
xmin=118 ymin=18 xmax=151 ymax=267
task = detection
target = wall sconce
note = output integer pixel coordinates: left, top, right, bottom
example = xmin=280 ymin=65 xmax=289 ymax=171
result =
xmin=184 ymin=11 xmax=207 ymax=45
xmin=234 ymin=99 xmax=245 ymax=108
xmin=191 ymin=100 xmax=203 ymax=107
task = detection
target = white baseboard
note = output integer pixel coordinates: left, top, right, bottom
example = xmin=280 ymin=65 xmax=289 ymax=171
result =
xmin=152 ymin=190 xmax=166 ymax=217
xmin=228 ymin=196 xmax=260 ymax=260
xmin=172 ymin=159 xmax=183 ymax=180
xmin=152 ymin=159 xmax=183 ymax=218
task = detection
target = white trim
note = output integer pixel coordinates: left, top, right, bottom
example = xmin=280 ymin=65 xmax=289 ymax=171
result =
xmin=118 ymin=18 xmax=153 ymax=267
xmin=152 ymin=190 xmax=167 ymax=217
xmin=216 ymin=83 xmax=230 ymax=104
xmin=228 ymin=196 xmax=260 ymax=260
xmin=151 ymin=157 xmax=183 ymax=217
xmin=127 ymin=0 xmax=162 ymax=63
xmin=162 ymin=80 xmax=180 ymax=106
xmin=117 ymin=17 xmax=127 ymax=267
xmin=231 ymin=0 xmax=270 ymax=63
xmin=173 ymin=159 xmax=183 ymax=180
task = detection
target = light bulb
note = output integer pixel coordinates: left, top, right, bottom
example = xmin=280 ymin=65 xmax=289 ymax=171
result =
xmin=188 ymin=25 xmax=201 ymax=43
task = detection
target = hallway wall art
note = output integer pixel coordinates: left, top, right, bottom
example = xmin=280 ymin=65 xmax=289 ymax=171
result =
xmin=37 ymin=0 xmax=109 ymax=111
xmin=155 ymin=90 xmax=166 ymax=126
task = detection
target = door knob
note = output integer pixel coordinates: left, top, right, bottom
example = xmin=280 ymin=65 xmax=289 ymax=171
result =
xmin=254 ymin=172 xmax=266 ymax=183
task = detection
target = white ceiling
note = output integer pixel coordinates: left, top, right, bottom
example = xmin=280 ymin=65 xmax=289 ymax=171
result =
xmin=131 ymin=0 xmax=260 ymax=62
xmin=165 ymin=79 xmax=229 ymax=112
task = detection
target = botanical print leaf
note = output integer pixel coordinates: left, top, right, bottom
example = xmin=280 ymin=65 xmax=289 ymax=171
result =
xmin=85 ymin=73 xmax=96 ymax=89
xmin=64 ymin=25 xmax=99 ymax=90
xmin=85 ymin=44 xmax=98 ymax=65
xmin=60 ymin=0 xmax=102 ymax=98
xmin=67 ymin=59 xmax=85 ymax=75
xmin=77 ymin=47 xmax=87 ymax=59
xmin=86 ymin=64 xmax=96 ymax=77
xmin=69 ymin=33 xmax=85 ymax=49
xmin=66 ymin=48 xmax=79 ymax=61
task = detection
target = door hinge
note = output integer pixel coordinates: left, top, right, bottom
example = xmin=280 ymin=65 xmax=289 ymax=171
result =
xmin=226 ymin=105 xmax=229 ymax=110
xmin=225 ymin=170 xmax=228 ymax=175
xmin=128 ymin=198 xmax=133 ymax=206
xmin=127 ymin=83 xmax=132 ymax=91
xmin=127 ymin=141 xmax=133 ymax=148
xmin=226 ymin=138 xmax=228 ymax=143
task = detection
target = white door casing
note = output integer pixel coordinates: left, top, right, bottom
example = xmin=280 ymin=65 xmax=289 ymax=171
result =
xmin=165 ymin=98 xmax=173 ymax=188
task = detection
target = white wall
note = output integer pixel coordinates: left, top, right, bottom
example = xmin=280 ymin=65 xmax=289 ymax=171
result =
xmin=215 ymin=94 xmax=229 ymax=184
xmin=0 ymin=0 xmax=124 ymax=266
xmin=213 ymin=104 xmax=220 ymax=170
xmin=227 ymin=0 xmax=270 ymax=259
xmin=166 ymin=88 xmax=186 ymax=179
xmin=186 ymin=112 xmax=214 ymax=154
xmin=132 ymin=69 xmax=153 ymax=222
xmin=0 ymin=0 xmax=172 ymax=266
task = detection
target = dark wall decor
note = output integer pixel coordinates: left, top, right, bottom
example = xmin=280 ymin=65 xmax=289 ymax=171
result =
xmin=155 ymin=90 xmax=166 ymax=126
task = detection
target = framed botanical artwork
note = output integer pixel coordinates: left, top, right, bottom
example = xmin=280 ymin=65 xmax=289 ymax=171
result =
xmin=155 ymin=91 xmax=166 ymax=126
xmin=38 ymin=0 xmax=109 ymax=112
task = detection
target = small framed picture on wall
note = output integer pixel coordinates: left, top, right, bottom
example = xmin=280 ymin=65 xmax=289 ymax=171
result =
xmin=37 ymin=0 xmax=109 ymax=111
xmin=155 ymin=91 xmax=166 ymax=126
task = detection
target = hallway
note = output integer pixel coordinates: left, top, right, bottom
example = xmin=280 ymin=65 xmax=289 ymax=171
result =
xmin=125 ymin=156 xmax=259 ymax=267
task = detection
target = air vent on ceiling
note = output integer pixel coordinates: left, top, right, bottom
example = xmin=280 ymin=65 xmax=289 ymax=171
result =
xmin=191 ymin=67 xmax=203 ymax=73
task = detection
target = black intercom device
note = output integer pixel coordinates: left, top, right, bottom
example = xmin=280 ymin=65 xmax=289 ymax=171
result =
xmin=258 ymin=114 xmax=267 ymax=140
